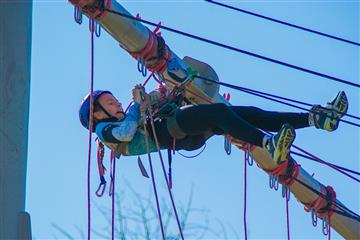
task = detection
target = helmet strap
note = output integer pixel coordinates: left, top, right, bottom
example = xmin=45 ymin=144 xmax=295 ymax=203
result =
xmin=96 ymin=101 xmax=126 ymax=121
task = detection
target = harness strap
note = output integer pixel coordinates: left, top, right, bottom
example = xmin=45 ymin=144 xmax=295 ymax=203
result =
xmin=166 ymin=114 xmax=186 ymax=139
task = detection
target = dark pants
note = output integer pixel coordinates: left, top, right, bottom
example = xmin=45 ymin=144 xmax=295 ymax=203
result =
xmin=153 ymin=103 xmax=309 ymax=150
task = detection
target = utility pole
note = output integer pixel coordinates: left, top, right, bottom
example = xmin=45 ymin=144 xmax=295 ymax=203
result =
xmin=0 ymin=1 xmax=33 ymax=239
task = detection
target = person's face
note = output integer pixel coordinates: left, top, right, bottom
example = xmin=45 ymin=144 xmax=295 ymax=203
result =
xmin=94 ymin=93 xmax=125 ymax=120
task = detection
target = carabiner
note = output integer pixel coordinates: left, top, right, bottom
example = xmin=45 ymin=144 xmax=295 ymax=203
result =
xmin=245 ymin=145 xmax=253 ymax=166
xmin=224 ymin=136 xmax=231 ymax=155
xmin=137 ymin=57 xmax=147 ymax=77
xmin=322 ymin=216 xmax=329 ymax=236
xmin=95 ymin=176 xmax=107 ymax=197
xmin=282 ymin=184 xmax=286 ymax=198
xmin=311 ymin=209 xmax=318 ymax=227
xmin=74 ymin=6 xmax=82 ymax=24
xmin=95 ymin=21 xmax=101 ymax=37
xmin=269 ymin=175 xmax=278 ymax=190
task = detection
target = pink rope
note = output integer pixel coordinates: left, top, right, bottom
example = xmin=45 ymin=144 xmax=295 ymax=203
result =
xmin=86 ymin=18 xmax=95 ymax=240
xmin=285 ymin=188 xmax=290 ymax=240
xmin=243 ymin=151 xmax=248 ymax=240
xmin=148 ymin=117 xmax=184 ymax=240
xmin=111 ymin=152 xmax=116 ymax=240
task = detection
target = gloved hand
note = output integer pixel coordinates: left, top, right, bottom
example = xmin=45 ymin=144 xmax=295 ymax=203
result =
xmin=132 ymin=84 xmax=151 ymax=114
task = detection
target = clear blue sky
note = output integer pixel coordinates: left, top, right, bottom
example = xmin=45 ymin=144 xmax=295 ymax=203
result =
xmin=28 ymin=1 xmax=359 ymax=239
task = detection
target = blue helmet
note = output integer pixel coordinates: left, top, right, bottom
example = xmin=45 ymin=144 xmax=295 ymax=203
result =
xmin=79 ymin=90 xmax=112 ymax=131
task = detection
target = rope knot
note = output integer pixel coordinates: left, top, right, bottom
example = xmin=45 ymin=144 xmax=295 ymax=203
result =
xmin=304 ymin=185 xmax=337 ymax=219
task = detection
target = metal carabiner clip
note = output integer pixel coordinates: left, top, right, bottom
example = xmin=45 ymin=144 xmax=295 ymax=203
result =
xmin=137 ymin=57 xmax=147 ymax=77
xmin=311 ymin=208 xmax=318 ymax=227
xmin=245 ymin=145 xmax=254 ymax=166
xmin=224 ymin=136 xmax=231 ymax=155
xmin=269 ymin=175 xmax=278 ymax=190
xmin=95 ymin=21 xmax=101 ymax=37
xmin=95 ymin=176 xmax=107 ymax=197
xmin=74 ymin=6 xmax=83 ymax=24
xmin=322 ymin=216 xmax=329 ymax=236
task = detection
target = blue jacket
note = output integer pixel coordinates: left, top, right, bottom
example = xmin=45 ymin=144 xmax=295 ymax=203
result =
xmin=95 ymin=103 xmax=157 ymax=156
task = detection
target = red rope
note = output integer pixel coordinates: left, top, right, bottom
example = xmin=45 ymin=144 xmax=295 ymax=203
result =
xmin=127 ymin=26 xmax=171 ymax=74
xmin=304 ymin=185 xmax=337 ymax=219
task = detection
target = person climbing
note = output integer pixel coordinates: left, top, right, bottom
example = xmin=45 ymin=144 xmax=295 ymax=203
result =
xmin=79 ymin=85 xmax=348 ymax=164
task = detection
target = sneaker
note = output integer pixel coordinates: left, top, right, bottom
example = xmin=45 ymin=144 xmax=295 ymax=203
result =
xmin=326 ymin=91 xmax=348 ymax=117
xmin=266 ymin=124 xmax=296 ymax=164
xmin=310 ymin=91 xmax=348 ymax=132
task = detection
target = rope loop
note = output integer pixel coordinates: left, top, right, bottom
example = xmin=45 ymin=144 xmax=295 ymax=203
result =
xmin=74 ymin=6 xmax=83 ymax=24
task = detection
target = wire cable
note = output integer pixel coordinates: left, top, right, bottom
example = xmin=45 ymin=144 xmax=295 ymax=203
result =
xmin=205 ymin=0 xmax=360 ymax=47
xmin=196 ymin=76 xmax=360 ymax=128
xmin=105 ymin=8 xmax=360 ymax=89
xmin=290 ymin=151 xmax=360 ymax=176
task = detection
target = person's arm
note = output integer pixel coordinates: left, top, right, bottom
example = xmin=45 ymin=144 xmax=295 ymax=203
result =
xmin=95 ymin=103 xmax=141 ymax=143
xmin=148 ymin=85 xmax=169 ymax=108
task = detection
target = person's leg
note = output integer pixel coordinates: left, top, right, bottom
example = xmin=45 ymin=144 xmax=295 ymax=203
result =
xmin=230 ymin=106 xmax=309 ymax=132
xmin=151 ymin=119 xmax=207 ymax=151
xmin=230 ymin=90 xmax=349 ymax=133
xmin=175 ymin=103 xmax=295 ymax=164
xmin=175 ymin=103 xmax=267 ymax=147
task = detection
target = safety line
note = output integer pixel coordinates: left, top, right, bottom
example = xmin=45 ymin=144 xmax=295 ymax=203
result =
xmin=86 ymin=18 xmax=96 ymax=240
xmin=148 ymin=116 xmax=185 ymax=240
xmin=205 ymin=0 xmax=360 ymax=47
xmin=205 ymin=80 xmax=360 ymax=121
xmin=105 ymin=9 xmax=360 ymax=89
xmin=292 ymin=145 xmax=360 ymax=183
xmin=243 ymin=152 xmax=248 ymax=240
xmin=238 ymin=88 xmax=360 ymax=128
xmin=111 ymin=153 xmax=116 ymax=240
xmin=285 ymin=188 xmax=290 ymax=240
xmin=196 ymin=76 xmax=360 ymax=128
xmin=290 ymin=151 xmax=360 ymax=176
